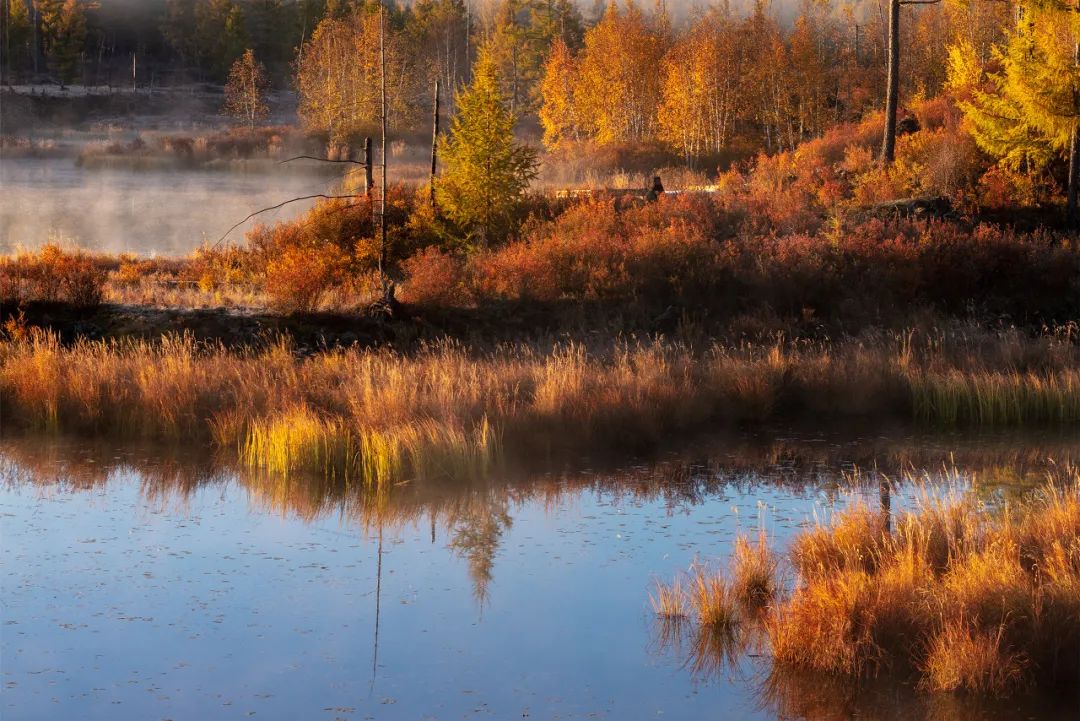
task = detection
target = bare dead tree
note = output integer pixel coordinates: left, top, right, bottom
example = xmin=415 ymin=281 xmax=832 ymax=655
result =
xmin=882 ymin=0 xmax=943 ymax=163
xmin=431 ymin=78 xmax=440 ymax=211
xmin=379 ymin=0 xmax=390 ymax=302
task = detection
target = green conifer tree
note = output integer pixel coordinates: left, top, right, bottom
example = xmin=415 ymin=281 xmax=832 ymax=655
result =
xmin=436 ymin=48 xmax=538 ymax=247
xmin=50 ymin=0 xmax=87 ymax=87
xmin=957 ymin=3 xmax=1080 ymax=220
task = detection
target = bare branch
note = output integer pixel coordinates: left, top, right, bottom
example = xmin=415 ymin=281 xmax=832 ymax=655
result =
xmin=212 ymin=194 xmax=360 ymax=247
xmin=278 ymin=155 xmax=364 ymax=166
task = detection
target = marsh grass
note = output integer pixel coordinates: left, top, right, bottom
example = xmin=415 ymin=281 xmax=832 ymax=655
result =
xmin=730 ymin=532 xmax=778 ymax=607
xmin=768 ymin=479 xmax=1080 ymax=696
xmin=650 ymin=577 xmax=689 ymax=619
xmin=654 ymin=474 xmax=1079 ymax=697
xmin=912 ymin=370 xmax=1080 ymax=426
xmin=688 ymin=567 xmax=740 ymax=629
xmin=2 ymin=329 xmax=1080 ymax=487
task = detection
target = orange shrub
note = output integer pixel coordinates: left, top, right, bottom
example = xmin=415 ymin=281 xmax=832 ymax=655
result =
xmin=0 ymin=244 xmax=105 ymax=306
xmin=264 ymin=242 xmax=350 ymax=313
xmin=400 ymin=247 xmax=469 ymax=307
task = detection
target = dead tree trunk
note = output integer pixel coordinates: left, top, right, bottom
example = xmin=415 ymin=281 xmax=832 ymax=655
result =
xmin=881 ymin=0 xmax=900 ymax=162
xmin=430 ymin=79 xmax=440 ymax=211
xmin=378 ymin=2 xmax=392 ymax=303
xmin=881 ymin=0 xmax=942 ymax=164
xmin=364 ymin=137 xmax=373 ymax=197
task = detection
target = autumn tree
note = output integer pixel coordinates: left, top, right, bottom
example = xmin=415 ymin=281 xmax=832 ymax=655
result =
xmin=538 ymin=37 xmax=579 ymax=148
xmin=657 ymin=11 xmax=743 ymax=162
xmin=296 ymin=4 xmax=416 ymax=146
xmin=436 ymin=49 xmax=538 ymax=246
xmin=483 ymin=0 xmax=583 ymax=116
xmin=572 ymin=1 xmax=666 ymax=144
xmin=957 ymin=2 xmax=1080 ymax=221
xmin=224 ymin=48 xmax=270 ymax=129
xmin=407 ymin=0 xmax=470 ymax=116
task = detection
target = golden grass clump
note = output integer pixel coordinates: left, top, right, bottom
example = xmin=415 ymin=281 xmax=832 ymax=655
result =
xmin=768 ymin=478 xmax=1080 ymax=696
xmin=688 ymin=568 xmax=740 ymax=629
xmin=789 ymin=502 xmax=886 ymax=579
xmin=650 ymin=578 xmax=688 ymax=619
xmin=652 ymin=565 xmax=740 ymax=630
xmin=730 ymin=532 xmax=778 ymax=607
xmin=921 ymin=620 xmax=1028 ymax=695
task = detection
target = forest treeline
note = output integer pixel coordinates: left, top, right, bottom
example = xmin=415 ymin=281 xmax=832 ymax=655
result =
xmin=0 ymin=1 xmax=997 ymax=152
xmin=4 ymin=1 xmax=1072 ymax=178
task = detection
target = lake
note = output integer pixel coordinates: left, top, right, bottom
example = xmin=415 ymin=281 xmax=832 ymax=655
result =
xmin=0 ymin=157 xmax=339 ymax=256
xmin=3 ymin=430 xmax=1079 ymax=721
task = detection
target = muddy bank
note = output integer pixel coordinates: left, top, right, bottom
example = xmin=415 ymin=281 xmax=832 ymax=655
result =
xmin=0 ymin=301 xmax=403 ymax=351
xmin=0 ymin=297 xmax=699 ymax=351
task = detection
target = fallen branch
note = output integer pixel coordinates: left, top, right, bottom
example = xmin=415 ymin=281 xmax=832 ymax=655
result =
xmin=212 ymin=194 xmax=360 ymax=247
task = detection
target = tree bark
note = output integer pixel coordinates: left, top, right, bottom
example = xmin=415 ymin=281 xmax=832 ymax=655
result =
xmin=379 ymin=2 xmax=391 ymax=302
xmin=431 ymin=78 xmax=440 ymax=211
xmin=1069 ymin=33 xmax=1080 ymax=228
xmin=881 ymin=0 xmax=900 ymax=163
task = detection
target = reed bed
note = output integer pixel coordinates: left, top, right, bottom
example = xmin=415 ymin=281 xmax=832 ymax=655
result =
xmin=655 ymin=476 xmax=1080 ymax=697
xmin=2 ymin=328 xmax=1080 ymax=485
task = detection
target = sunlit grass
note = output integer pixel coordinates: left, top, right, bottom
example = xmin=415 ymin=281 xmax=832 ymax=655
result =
xmin=3 ymin=329 xmax=1080 ymax=489
xmin=768 ymin=480 xmax=1080 ymax=696
xmin=730 ymin=531 xmax=778 ymax=608
xmin=653 ymin=472 xmax=1080 ymax=697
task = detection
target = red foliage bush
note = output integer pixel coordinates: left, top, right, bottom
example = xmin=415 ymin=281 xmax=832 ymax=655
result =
xmin=0 ymin=244 xmax=105 ymax=306
xmin=264 ymin=242 xmax=350 ymax=313
xmin=400 ymin=247 xmax=469 ymax=307
xmin=412 ymin=191 xmax=1079 ymax=327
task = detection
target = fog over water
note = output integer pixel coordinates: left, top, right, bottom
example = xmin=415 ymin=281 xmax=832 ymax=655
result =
xmin=0 ymin=157 xmax=339 ymax=257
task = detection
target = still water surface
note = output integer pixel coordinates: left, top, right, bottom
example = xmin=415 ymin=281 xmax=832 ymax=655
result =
xmin=3 ymin=431 xmax=1079 ymax=720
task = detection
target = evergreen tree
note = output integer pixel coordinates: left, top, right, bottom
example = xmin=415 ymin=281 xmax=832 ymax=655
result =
xmin=44 ymin=0 xmax=87 ymax=86
xmin=957 ymin=3 xmax=1080 ymax=219
xmin=436 ymin=48 xmax=538 ymax=247
xmin=4 ymin=0 xmax=33 ymax=81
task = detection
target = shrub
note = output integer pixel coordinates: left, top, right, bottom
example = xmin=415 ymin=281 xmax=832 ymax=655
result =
xmin=264 ymin=242 xmax=350 ymax=313
xmin=0 ymin=244 xmax=105 ymax=306
xmin=400 ymin=247 xmax=469 ymax=307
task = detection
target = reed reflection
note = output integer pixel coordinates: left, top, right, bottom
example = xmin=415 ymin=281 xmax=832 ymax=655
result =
xmin=4 ymin=430 xmax=1079 ymax=607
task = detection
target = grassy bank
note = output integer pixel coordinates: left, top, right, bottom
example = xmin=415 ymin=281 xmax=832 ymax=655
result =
xmin=2 ymin=327 xmax=1079 ymax=484
xmin=653 ymin=476 xmax=1080 ymax=697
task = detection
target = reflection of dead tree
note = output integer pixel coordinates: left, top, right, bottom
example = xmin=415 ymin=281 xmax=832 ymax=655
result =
xmin=370 ymin=523 xmax=383 ymax=693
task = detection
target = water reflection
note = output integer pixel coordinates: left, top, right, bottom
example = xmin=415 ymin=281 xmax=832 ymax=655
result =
xmin=3 ymin=429 xmax=1078 ymax=720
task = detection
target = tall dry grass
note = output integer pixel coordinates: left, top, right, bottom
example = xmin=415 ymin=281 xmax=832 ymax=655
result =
xmin=653 ymin=475 xmax=1079 ymax=697
xmin=768 ymin=479 xmax=1080 ymax=696
xmin=2 ymin=329 xmax=1079 ymax=484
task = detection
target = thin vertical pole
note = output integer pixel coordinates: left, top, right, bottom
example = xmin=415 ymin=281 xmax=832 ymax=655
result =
xmin=430 ymin=79 xmax=440 ymax=211
xmin=379 ymin=1 xmax=389 ymax=299
xmin=364 ymin=136 xmax=373 ymax=197
xmin=881 ymin=0 xmax=900 ymax=162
